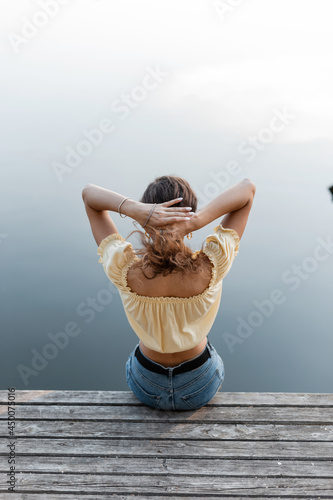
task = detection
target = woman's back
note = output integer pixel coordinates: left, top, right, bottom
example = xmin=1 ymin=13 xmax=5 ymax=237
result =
xmin=96 ymin=224 xmax=239 ymax=355
xmin=126 ymin=252 xmax=214 ymax=366
xmin=126 ymin=253 xmax=213 ymax=298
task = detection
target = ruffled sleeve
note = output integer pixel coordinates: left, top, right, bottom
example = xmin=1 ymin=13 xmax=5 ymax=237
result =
xmin=203 ymin=225 xmax=240 ymax=286
xmin=97 ymin=233 xmax=137 ymax=289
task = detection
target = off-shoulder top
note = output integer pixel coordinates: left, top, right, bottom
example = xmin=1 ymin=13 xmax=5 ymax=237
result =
xmin=97 ymin=225 xmax=240 ymax=353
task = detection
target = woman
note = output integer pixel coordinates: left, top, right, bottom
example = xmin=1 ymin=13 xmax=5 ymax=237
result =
xmin=82 ymin=175 xmax=256 ymax=410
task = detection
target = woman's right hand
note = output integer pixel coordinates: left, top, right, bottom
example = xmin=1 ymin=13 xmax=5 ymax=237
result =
xmin=140 ymin=198 xmax=195 ymax=230
xmin=158 ymin=212 xmax=200 ymax=239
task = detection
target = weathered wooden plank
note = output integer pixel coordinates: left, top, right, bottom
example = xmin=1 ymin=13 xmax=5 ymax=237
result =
xmin=1 ymin=404 xmax=333 ymax=423
xmin=1 ymin=420 xmax=332 ymax=441
xmin=0 ymin=456 xmax=332 ymax=477
xmin=0 ymin=438 xmax=332 ymax=459
xmin=1 ymin=474 xmax=333 ymax=496
xmin=1 ymin=391 xmax=331 ymax=499
xmin=1 ymin=390 xmax=332 ymax=406
xmin=0 ymin=496 xmax=308 ymax=500
xmin=0 ymin=496 xmax=325 ymax=500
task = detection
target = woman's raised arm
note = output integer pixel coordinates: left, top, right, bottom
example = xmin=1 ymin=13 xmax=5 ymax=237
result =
xmin=191 ymin=178 xmax=256 ymax=240
xmin=82 ymin=184 xmax=195 ymax=245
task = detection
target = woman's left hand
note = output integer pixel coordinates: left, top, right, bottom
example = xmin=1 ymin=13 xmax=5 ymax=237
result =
xmin=135 ymin=199 xmax=194 ymax=229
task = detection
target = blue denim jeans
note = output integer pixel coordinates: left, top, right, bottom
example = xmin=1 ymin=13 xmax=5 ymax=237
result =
xmin=125 ymin=340 xmax=224 ymax=411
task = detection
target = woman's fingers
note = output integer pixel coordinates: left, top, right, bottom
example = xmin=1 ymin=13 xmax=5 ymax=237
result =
xmin=162 ymin=198 xmax=183 ymax=206
xmin=156 ymin=211 xmax=193 ymax=223
xmin=168 ymin=207 xmax=193 ymax=212
xmin=166 ymin=213 xmax=194 ymax=219
xmin=149 ymin=200 xmax=194 ymax=228
xmin=163 ymin=206 xmax=193 ymax=213
xmin=166 ymin=210 xmax=194 ymax=217
xmin=162 ymin=216 xmax=192 ymax=223
xmin=160 ymin=198 xmax=194 ymax=214
xmin=162 ymin=199 xmax=192 ymax=210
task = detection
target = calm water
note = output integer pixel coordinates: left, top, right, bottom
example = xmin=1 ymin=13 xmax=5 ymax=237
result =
xmin=1 ymin=1 xmax=333 ymax=392
xmin=1 ymin=141 xmax=332 ymax=392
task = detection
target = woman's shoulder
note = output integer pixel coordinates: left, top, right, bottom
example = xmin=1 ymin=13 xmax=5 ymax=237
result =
xmin=97 ymin=232 xmax=136 ymax=263
xmin=207 ymin=225 xmax=240 ymax=246
xmin=200 ymin=225 xmax=240 ymax=283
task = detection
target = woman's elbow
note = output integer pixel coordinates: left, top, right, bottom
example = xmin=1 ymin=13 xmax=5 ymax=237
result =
xmin=82 ymin=184 xmax=93 ymax=204
xmin=242 ymin=178 xmax=256 ymax=197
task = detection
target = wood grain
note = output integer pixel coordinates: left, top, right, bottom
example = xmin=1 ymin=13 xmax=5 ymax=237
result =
xmin=0 ymin=390 xmax=332 ymax=498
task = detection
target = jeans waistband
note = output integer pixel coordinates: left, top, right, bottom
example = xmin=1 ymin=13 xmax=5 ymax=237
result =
xmin=135 ymin=340 xmax=212 ymax=376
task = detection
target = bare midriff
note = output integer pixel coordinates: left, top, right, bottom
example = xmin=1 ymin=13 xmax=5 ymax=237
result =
xmin=128 ymin=255 xmax=212 ymax=367
xmin=139 ymin=337 xmax=208 ymax=367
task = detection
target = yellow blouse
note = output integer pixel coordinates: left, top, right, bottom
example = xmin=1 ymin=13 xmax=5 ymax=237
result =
xmin=97 ymin=225 xmax=240 ymax=353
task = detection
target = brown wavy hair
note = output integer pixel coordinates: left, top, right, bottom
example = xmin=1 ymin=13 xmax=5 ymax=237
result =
xmin=126 ymin=175 xmax=207 ymax=279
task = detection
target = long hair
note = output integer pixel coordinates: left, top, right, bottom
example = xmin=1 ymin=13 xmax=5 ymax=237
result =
xmin=126 ymin=175 xmax=207 ymax=279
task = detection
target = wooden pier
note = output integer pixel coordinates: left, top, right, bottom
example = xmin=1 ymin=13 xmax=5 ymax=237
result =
xmin=0 ymin=390 xmax=332 ymax=498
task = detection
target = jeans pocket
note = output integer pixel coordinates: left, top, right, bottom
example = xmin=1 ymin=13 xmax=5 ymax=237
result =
xmin=181 ymin=369 xmax=224 ymax=410
xmin=127 ymin=366 xmax=161 ymax=409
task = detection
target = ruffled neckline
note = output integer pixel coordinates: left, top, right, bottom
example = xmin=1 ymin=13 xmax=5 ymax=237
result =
xmin=119 ymin=247 xmax=220 ymax=303
xmin=97 ymin=224 xmax=238 ymax=302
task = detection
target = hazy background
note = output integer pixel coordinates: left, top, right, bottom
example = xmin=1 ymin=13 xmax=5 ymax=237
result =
xmin=1 ymin=0 xmax=332 ymax=392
